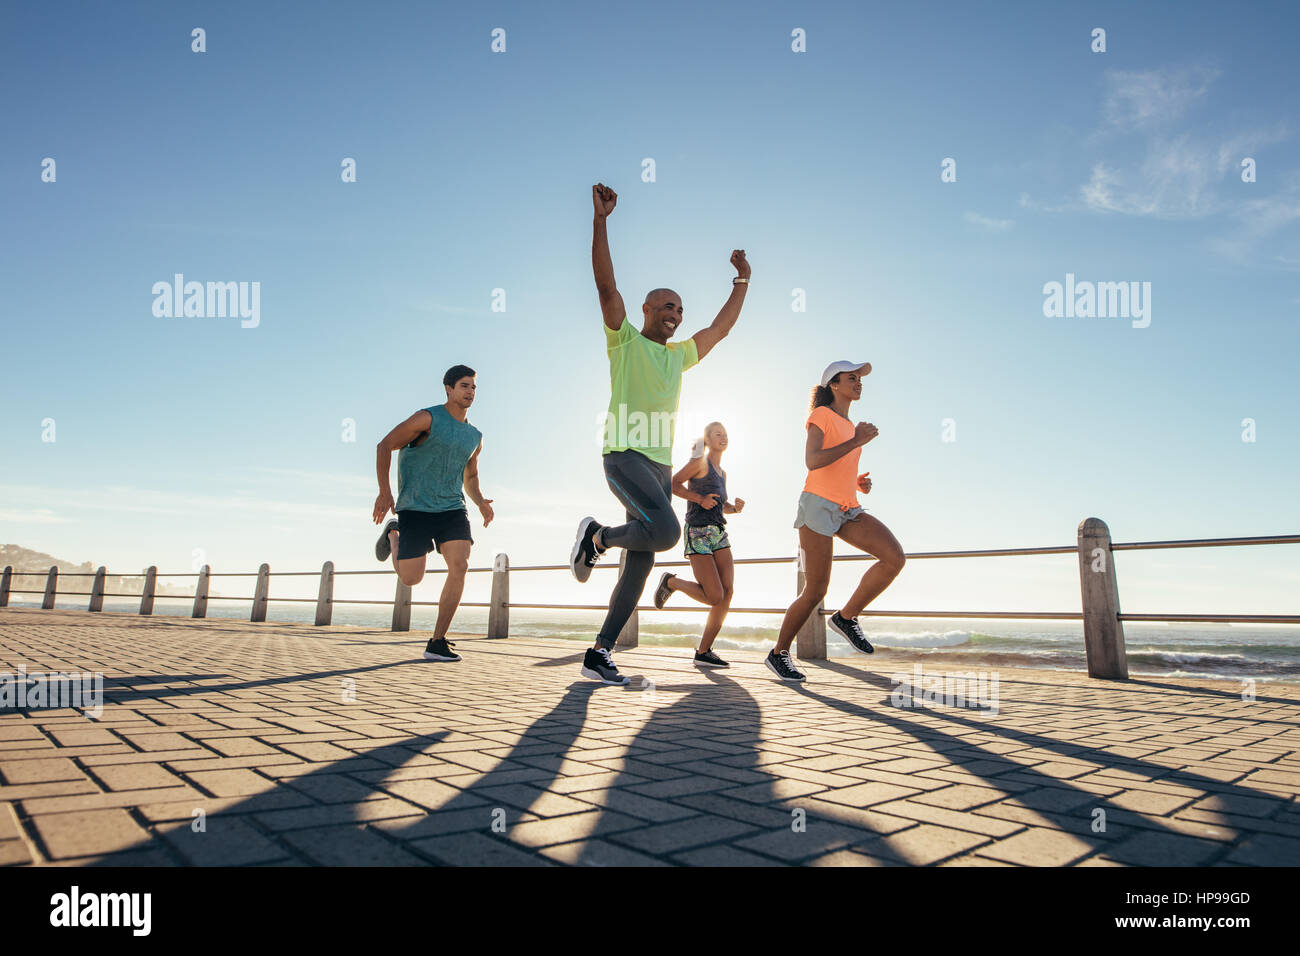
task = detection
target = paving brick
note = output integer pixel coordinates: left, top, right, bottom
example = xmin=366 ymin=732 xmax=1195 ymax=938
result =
xmin=542 ymin=838 xmax=670 ymax=866
xmin=1104 ymin=831 xmax=1224 ymax=866
xmin=1223 ymin=834 xmax=1300 ymax=866
xmin=185 ymin=769 xmax=276 ymax=797
xmin=608 ymin=815 xmax=756 ymax=854
xmin=282 ymin=825 xmax=428 ymax=866
xmin=30 ymin=808 xmax=150 ymax=859
xmin=0 ymin=757 xmax=85 ymax=784
xmin=408 ymin=831 xmax=555 ymax=866
xmin=505 ymin=809 xmax=644 ymax=848
xmin=674 ymin=844 xmax=782 ymax=866
xmin=159 ymin=817 xmax=289 ymax=865
xmin=93 ymin=763 xmax=182 ymax=791
xmin=857 ymin=824 xmax=991 ymax=865
xmin=975 ymin=827 xmax=1095 ymax=866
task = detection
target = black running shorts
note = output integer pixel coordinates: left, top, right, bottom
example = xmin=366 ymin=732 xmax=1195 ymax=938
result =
xmin=396 ymin=508 xmax=472 ymax=559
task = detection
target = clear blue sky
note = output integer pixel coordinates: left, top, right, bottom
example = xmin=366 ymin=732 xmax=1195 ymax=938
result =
xmin=2 ymin=1 xmax=1297 ymax=617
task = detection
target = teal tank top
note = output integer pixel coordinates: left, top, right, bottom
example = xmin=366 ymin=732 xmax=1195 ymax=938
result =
xmin=395 ymin=405 xmax=482 ymax=513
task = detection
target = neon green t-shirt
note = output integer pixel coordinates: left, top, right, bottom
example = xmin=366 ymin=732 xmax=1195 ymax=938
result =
xmin=602 ymin=316 xmax=699 ymax=465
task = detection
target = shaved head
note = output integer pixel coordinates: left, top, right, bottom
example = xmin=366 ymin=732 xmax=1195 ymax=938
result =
xmin=644 ymin=288 xmax=679 ymax=306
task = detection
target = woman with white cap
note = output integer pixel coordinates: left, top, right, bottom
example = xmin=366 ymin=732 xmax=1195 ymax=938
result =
xmin=764 ymin=360 xmax=906 ymax=682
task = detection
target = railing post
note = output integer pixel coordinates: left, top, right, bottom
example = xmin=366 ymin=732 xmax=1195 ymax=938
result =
xmin=314 ymin=561 xmax=334 ymax=626
xmin=140 ymin=566 xmax=156 ymax=615
xmin=42 ymin=566 xmax=58 ymax=609
xmin=251 ymin=563 xmax=270 ymax=622
xmin=487 ymin=553 xmax=510 ymax=638
xmin=193 ymin=564 xmax=210 ymax=619
xmin=795 ymin=546 xmax=826 ymax=659
xmin=392 ymin=574 xmax=412 ymax=632
xmin=0 ymin=566 xmax=11 ymax=607
xmin=89 ymin=566 xmax=106 ymax=612
xmin=1078 ymin=517 xmax=1128 ymax=679
xmin=615 ymin=550 xmax=639 ymax=648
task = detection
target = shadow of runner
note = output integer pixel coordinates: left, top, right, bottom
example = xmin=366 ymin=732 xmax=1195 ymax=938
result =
xmin=565 ymin=668 xmax=911 ymax=866
xmin=794 ymin=680 xmax=1300 ymax=865
xmin=81 ymin=730 xmax=450 ymax=866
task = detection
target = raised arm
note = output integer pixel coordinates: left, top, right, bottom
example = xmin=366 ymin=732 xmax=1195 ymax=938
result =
xmin=691 ymin=249 xmax=750 ymax=361
xmin=372 ymin=409 xmax=433 ymax=523
xmin=592 ymin=183 xmax=625 ymax=331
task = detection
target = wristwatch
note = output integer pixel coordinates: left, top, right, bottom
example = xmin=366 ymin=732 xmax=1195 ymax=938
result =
xmin=733 ymin=277 xmax=749 ymax=285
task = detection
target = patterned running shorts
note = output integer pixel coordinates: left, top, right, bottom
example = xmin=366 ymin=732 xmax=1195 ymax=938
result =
xmin=684 ymin=524 xmax=731 ymax=556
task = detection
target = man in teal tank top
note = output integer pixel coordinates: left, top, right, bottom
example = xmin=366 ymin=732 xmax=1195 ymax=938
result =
xmin=372 ymin=365 xmax=494 ymax=663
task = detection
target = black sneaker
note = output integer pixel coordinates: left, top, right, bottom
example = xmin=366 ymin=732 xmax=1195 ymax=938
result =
xmin=653 ymin=572 xmax=675 ymax=609
xmin=375 ymin=518 xmax=399 ymax=561
xmin=829 ymin=611 xmax=874 ymax=654
xmin=765 ymin=648 xmax=806 ymax=682
xmin=422 ymin=638 xmax=460 ymax=662
xmin=694 ymin=649 xmax=728 ymax=668
xmin=570 ymin=516 xmax=606 ymax=583
xmin=580 ymin=646 xmax=629 ymax=685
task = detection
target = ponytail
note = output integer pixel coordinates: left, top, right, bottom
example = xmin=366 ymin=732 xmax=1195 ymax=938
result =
xmin=809 ymin=383 xmax=834 ymax=412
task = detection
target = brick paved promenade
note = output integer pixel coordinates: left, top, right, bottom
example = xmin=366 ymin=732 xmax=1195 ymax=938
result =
xmin=2 ymin=607 xmax=1298 ymax=866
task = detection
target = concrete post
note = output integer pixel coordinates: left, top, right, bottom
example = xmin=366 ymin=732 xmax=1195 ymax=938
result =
xmin=615 ymin=550 xmax=638 ymax=648
xmin=42 ymin=566 xmax=58 ymax=609
xmin=89 ymin=566 xmax=106 ymax=612
xmin=314 ymin=561 xmax=333 ymax=626
xmin=0 ymin=566 xmax=11 ymax=607
xmin=487 ymin=553 xmax=510 ymax=638
xmin=193 ymin=565 xmax=210 ymax=619
xmin=392 ymin=575 xmax=412 ymax=632
xmin=140 ymin=566 xmax=157 ymax=616
xmin=251 ymin=563 xmax=270 ymax=622
xmin=1078 ymin=517 xmax=1128 ymax=679
xmin=795 ymin=547 xmax=826 ymax=660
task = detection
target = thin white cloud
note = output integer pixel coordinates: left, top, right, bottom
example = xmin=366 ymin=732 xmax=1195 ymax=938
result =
xmin=963 ymin=211 xmax=1014 ymax=232
xmin=1101 ymin=66 xmax=1219 ymax=129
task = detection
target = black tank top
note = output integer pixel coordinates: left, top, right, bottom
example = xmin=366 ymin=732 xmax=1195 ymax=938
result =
xmin=685 ymin=458 xmax=727 ymax=527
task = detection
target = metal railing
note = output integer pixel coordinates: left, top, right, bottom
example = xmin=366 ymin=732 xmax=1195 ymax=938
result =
xmin=1 ymin=520 xmax=1296 ymax=679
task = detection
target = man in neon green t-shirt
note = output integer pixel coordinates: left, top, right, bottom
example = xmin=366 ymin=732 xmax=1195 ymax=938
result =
xmin=570 ymin=182 xmax=751 ymax=685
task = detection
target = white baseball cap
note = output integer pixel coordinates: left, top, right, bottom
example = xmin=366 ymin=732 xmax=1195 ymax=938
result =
xmin=820 ymin=360 xmax=871 ymax=386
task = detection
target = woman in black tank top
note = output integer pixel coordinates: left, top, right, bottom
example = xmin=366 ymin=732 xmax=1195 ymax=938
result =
xmin=651 ymin=422 xmax=745 ymax=667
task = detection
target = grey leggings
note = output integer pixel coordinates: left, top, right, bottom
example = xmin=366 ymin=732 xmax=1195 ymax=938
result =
xmin=597 ymin=450 xmax=682 ymax=648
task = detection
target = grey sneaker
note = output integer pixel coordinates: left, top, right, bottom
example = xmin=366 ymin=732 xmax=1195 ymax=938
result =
xmin=829 ymin=611 xmax=874 ymax=654
xmin=765 ymin=649 xmax=806 ymax=682
xmin=375 ymin=518 xmax=399 ymax=561
xmin=570 ymin=516 xmax=606 ymax=583
xmin=653 ymin=572 xmax=675 ymax=609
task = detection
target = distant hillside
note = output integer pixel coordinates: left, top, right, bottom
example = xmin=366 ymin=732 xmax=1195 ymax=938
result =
xmin=1 ymin=544 xmax=209 ymax=598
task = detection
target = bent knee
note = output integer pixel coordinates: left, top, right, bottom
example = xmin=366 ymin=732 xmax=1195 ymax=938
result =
xmin=803 ymin=579 xmax=829 ymax=602
xmin=703 ymin=584 xmax=726 ymax=605
xmin=650 ymin=517 xmax=682 ymax=552
xmin=884 ymin=551 xmax=907 ymax=575
xmin=399 ymin=571 xmax=425 ymax=587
